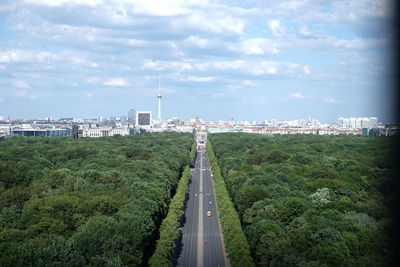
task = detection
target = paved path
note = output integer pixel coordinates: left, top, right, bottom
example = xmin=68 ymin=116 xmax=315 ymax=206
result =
xmin=176 ymin=144 xmax=226 ymax=267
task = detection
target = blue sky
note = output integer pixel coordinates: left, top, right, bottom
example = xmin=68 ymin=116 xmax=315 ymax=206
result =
xmin=0 ymin=0 xmax=396 ymax=123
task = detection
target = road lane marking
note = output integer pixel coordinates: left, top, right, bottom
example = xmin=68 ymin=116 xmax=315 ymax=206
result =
xmin=197 ymin=148 xmax=204 ymax=267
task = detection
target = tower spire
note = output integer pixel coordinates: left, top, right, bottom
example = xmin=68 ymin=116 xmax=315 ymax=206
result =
xmin=157 ymin=73 xmax=162 ymax=121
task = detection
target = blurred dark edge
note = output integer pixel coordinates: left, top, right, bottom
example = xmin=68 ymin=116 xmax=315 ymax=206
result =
xmin=390 ymin=1 xmax=400 ymax=266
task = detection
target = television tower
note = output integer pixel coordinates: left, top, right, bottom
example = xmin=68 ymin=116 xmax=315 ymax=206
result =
xmin=157 ymin=73 xmax=162 ymax=121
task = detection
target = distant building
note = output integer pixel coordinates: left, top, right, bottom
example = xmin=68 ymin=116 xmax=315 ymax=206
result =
xmin=12 ymin=128 xmax=71 ymax=137
xmin=337 ymin=117 xmax=378 ymax=129
xmin=175 ymin=126 xmax=194 ymax=133
xmin=337 ymin=117 xmax=347 ymax=128
xmin=136 ymin=111 xmax=152 ymax=126
xmin=362 ymin=117 xmax=378 ymax=129
xmin=72 ymin=125 xmax=79 ymax=139
xmin=128 ymin=109 xmax=136 ymax=123
xmin=361 ymin=127 xmax=382 ymax=136
xmin=384 ymin=124 xmax=400 ymax=136
xmin=59 ymin=118 xmax=74 ymax=122
xmin=368 ymin=128 xmax=381 ymax=136
xmin=208 ymin=128 xmax=242 ymax=133
xmin=0 ymin=125 xmax=12 ymax=139
xmin=82 ymin=126 xmax=129 ymax=137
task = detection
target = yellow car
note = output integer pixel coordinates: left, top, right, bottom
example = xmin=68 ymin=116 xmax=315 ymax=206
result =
xmin=207 ymin=211 xmax=212 ymax=217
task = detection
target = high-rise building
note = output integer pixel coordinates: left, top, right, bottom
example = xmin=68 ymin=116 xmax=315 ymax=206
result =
xmin=337 ymin=117 xmax=351 ymax=128
xmin=362 ymin=117 xmax=378 ymax=129
xmin=157 ymin=74 xmax=162 ymax=121
xmin=349 ymin=117 xmax=357 ymax=128
xmin=120 ymin=115 xmax=127 ymax=124
xmin=72 ymin=125 xmax=79 ymax=139
xmin=136 ymin=111 xmax=152 ymax=126
xmin=355 ymin=118 xmax=363 ymax=128
xmin=337 ymin=117 xmax=379 ymax=129
xmin=128 ymin=109 xmax=136 ymax=123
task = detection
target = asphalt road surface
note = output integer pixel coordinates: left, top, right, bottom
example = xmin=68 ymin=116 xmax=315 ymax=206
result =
xmin=176 ymin=144 xmax=226 ymax=267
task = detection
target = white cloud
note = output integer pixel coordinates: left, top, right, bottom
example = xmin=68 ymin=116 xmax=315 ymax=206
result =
xmin=23 ymin=0 xmax=104 ymax=7
xmin=24 ymin=73 xmax=40 ymax=79
xmin=323 ymin=97 xmax=339 ymax=103
xmin=125 ymin=39 xmax=147 ymax=46
xmin=282 ymin=34 xmax=386 ymax=52
xmin=268 ymin=20 xmax=285 ymax=36
xmin=16 ymin=0 xmax=245 ymax=44
xmin=86 ymin=77 xmax=100 ymax=84
xmin=15 ymin=80 xmax=29 ymax=88
xmin=0 ymin=49 xmax=98 ymax=72
xmin=243 ymin=80 xmax=256 ymax=86
xmin=230 ymin=38 xmax=279 ymax=55
xmin=297 ymin=25 xmax=322 ymax=39
xmin=211 ymin=92 xmax=226 ymax=99
xmin=303 ymin=66 xmax=311 ymax=74
xmin=0 ymin=50 xmax=53 ymax=63
xmin=289 ymin=92 xmax=306 ymax=99
xmin=245 ymin=61 xmax=303 ymax=76
xmin=142 ymin=59 xmax=308 ymax=78
xmin=298 ymin=26 xmax=311 ymax=37
xmin=170 ymin=73 xmax=217 ymax=83
xmin=331 ymin=0 xmax=393 ymax=20
xmin=183 ymin=35 xmax=210 ymax=48
xmin=103 ymin=78 xmax=127 ymax=86
xmin=266 ymin=67 xmax=277 ymax=75
xmin=184 ymin=12 xmax=244 ymax=36
xmin=14 ymin=90 xmax=39 ymax=99
xmin=333 ymin=38 xmax=384 ymax=49
xmin=186 ymin=76 xmax=216 ymax=82
xmin=83 ymin=91 xmax=94 ymax=98
xmin=128 ymin=0 xmax=192 ymax=16
xmin=143 ymin=59 xmax=193 ymax=72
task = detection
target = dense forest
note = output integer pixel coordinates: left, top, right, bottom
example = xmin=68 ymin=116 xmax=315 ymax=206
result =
xmin=209 ymin=133 xmax=399 ymax=266
xmin=0 ymin=133 xmax=193 ymax=266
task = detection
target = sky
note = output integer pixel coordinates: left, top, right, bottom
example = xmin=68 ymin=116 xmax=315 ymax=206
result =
xmin=0 ymin=0 xmax=397 ymax=123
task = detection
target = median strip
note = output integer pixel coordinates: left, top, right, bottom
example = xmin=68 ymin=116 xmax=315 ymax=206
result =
xmin=149 ymin=142 xmax=196 ymax=267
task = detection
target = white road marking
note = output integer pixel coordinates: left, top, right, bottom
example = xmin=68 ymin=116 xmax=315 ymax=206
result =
xmin=197 ymin=148 xmax=204 ymax=267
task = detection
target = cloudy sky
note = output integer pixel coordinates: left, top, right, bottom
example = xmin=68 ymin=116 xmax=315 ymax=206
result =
xmin=0 ymin=0 xmax=396 ymax=122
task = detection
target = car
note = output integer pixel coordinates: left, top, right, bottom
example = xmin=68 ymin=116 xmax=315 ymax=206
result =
xmin=207 ymin=211 xmax=212 ymax=217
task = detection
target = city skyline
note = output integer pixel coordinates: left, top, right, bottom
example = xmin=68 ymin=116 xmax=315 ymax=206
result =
xmin=0 ymin=112 xmax=383 ymax=128
xmin=0 ymin=0 xmax=397 ymax=122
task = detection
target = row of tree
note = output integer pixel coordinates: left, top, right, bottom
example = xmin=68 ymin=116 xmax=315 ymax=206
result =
xmin=209 ymin=133 xmax=399 ymax=266
xmin=149 ymin=142 xmax=196 ymax=266
xmin=0 ymin=133 xmax=193 ymax=266
xmin=207 ymin=141 xmax=255 ymax=267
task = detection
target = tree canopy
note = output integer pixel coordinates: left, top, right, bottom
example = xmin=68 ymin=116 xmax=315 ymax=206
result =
xmin=0 ymin=133 xmax=193 ymax=266
xmin=209 ymin=133 xmax=399 ymax=267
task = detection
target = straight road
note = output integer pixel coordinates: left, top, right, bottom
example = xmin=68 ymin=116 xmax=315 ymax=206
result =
xmin=176 ymin=143 xmax=226 ymax=267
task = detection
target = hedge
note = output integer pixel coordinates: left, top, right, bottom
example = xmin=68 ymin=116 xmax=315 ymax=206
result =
xmin=149 ymin=142 xmax=196 ymax=266
xmin=207 ymin=140 xmax=255 ymax=267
